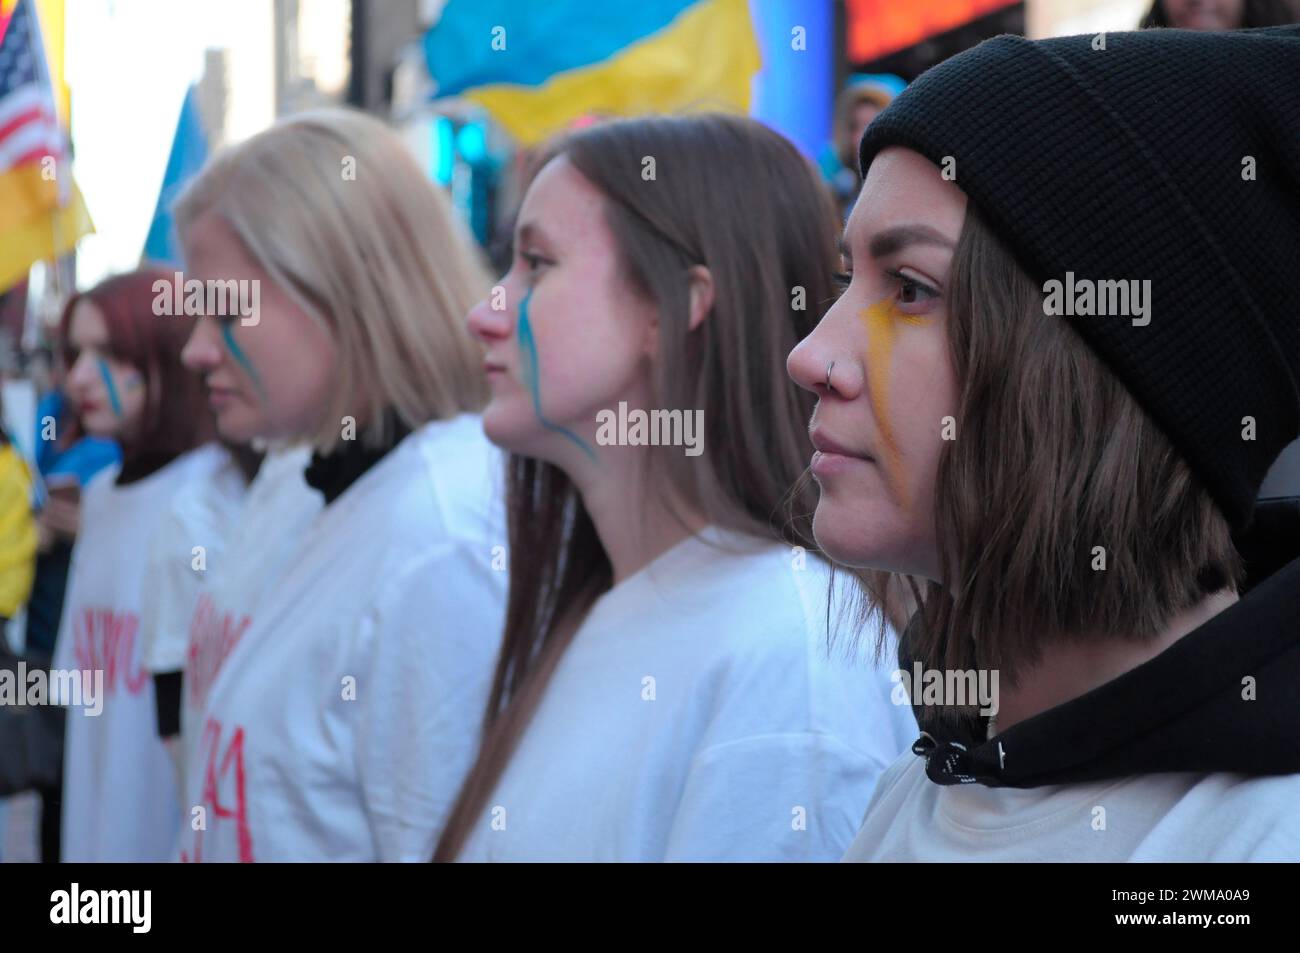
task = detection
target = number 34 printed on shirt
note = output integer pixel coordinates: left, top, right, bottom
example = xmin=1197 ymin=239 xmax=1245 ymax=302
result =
xmin=182 ymin=717 xmax=255 ymax=863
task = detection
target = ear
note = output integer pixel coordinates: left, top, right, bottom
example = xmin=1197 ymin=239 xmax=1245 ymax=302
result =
xmin=685 ymin=264 xmax=715 ymax=332
xmin=641 ymin=265 xmax=716 ymax=356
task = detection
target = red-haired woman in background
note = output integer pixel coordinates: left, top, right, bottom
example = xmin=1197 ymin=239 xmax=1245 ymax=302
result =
xmin=51 ymin=268 xmax=222 ymax=861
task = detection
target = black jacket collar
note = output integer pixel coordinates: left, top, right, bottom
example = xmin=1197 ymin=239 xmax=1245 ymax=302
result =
xmin=904 ymin=497 xmax=1300 ymax=787
xmin=303 ymin=416 xmax=412 ymax=506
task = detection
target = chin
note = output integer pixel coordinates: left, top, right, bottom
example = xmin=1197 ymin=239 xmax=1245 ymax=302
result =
xmin=214 ymin=410 xmax=262 ymax=445
xmin=480 ymin=405 xmax=529 ymax=455
xmin=481 ymin=397 xmax=557 ymax=456
xmin=80 ymin=413 xmax=118 ymax=439
xmin=812 ymin=500 xmax=921 ymax=575
xmin=812 ymin=512 xmax=875 ymax=568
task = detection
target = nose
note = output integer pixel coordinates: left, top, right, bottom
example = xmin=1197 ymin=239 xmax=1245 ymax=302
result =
xmin=466 ymin=280 xmax=515 ymax=345
xmin=788 ymin=297 xmax=864 ymax=401
xmin=182 ymin=316 xmax=223 ymax=373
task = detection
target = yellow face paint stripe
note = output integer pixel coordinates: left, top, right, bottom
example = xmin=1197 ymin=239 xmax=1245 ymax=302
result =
xmin=859 ymin=297 xmax=926 ymax=509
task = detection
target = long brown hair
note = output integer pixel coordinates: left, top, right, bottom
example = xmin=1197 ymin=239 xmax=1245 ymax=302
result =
xmin=852 ymin=206 xmax=1242 ymax=724
xmin=434 ymin=114 xmax=840 ymax=860
xmin=60 ymin=268 xmax=213 ymax=481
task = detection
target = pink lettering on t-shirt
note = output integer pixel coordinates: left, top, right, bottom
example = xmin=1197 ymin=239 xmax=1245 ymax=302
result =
xmin=186 ymin=593 xmax=251 ymax=711
xmin=71 ymin=607 xmax=147 ymax=695
xmin=181 ymin=716 xmax=255 ymax=863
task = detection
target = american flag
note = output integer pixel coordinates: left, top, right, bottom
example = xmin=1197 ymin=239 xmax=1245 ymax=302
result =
xmin=0 ymin=0 xmax=66 ymax=196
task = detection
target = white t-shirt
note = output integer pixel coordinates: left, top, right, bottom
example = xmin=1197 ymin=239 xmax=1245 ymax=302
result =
xmin=843 ymin=755 xmax=1300 ymax=861
xmin=178 ymin=416 xmax=506 ymax=862
xmin=141 ymin=450 xmax=249 ymax=675
xmin=179 ymin=445 xmax=320 ymax=802
xmin=53 ymin=444 xmax=227 ymax=862
xmin=459 ymin=528 xmax=915 ymax=862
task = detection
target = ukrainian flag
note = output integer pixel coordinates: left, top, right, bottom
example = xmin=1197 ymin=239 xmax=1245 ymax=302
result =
xmin=423 ymin=0 xmax=761 ymax=146
xmin=142 ymin=85 xmax=210 ymax=268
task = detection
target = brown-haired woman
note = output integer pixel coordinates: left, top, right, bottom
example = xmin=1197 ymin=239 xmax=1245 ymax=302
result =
xmin=789 ymin=26 xmax=1300 ymax=861
xmin=51 ymin=267 xmax=222 ymax=861
xmin=444 ymin=114 xmax=913 ymax=862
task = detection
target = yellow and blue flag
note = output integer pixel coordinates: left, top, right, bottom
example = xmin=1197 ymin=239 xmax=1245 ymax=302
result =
xmin=423 ymin=0 xmax=762 ymax=146
xmin=143 ymin=85 xmax=209 ymax=267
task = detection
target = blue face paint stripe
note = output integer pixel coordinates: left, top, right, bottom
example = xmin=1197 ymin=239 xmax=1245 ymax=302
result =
xmin=221 ymin=321 xmax=265 ymax=399
xmin=518 ymin=289 xmax=597 ymax=461
xmin=96 ymin=357 xmax=123 ymax=418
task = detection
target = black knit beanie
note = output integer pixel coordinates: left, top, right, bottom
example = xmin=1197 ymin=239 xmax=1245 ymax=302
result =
xmin=859 ymin=26 xmax=1300 ymax=530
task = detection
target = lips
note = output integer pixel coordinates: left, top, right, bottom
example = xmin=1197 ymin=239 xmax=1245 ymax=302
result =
xmin=808 ymin=425 xmax=875 ymax=481
xmin=810 ymin=427 xmax=872 ymax=461
xmin=205 ymin=380 xmax=240 ymax=404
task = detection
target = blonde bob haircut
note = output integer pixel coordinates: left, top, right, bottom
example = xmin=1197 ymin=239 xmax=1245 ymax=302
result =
xmin=175 ymin=107 xmax=490 ymax=452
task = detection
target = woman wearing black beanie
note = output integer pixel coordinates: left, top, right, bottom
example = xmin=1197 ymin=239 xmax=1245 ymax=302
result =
xmin=788 ymin=25 xmax=1300 ymax=861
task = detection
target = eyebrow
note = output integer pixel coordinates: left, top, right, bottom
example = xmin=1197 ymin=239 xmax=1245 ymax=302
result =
xmin=515 ymin=220 xmax=551 ymax=248
xmin=840 ymin=223 xmax=957 ymax=265
xmin=867 ymin=224 xmax=956 ymax=259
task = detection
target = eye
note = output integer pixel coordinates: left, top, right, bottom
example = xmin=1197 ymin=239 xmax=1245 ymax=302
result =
xmin=832 ymin=270 xmax=852 ymax=290
xmin=885 ymin=269 xmax=939 ymax=310
xmin=520 ymin=250 xmax=551 ymax=275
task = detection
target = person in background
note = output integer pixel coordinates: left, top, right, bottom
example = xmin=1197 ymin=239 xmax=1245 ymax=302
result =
xmin=821 ymin=79 xmax=898 ymax=222
xmin=0 ymin=429 xmax=37 ymax=623
xmin=439 ymin=114 xmax=912 ymax=862
xmin=173 ymin=107 xmax=505 ymax=862
xmin=28 ymin=386 xmax=120 ymax=652
xmin=167 ymin=439 xmax=319 ymax=843
xmin=0 ymin=424 xmax=38 ymax=861
xmin=1139 ymin=0 xmax=1297 ymax=29
xmin=52 ymin=268 xmax=221 ymax=862
xmin=139 ymin=438 xmax=261 ymax=808
xmin=19 ymin=374 xmax=121 ymax=862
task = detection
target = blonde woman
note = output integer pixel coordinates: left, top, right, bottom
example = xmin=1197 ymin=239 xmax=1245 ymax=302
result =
xmin=174 ymin=108 xmax=507 ymax=861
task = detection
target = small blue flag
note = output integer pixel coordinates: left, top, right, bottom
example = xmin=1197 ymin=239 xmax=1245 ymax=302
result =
xmin=142 ymin=85 xmax=209 ymax=268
